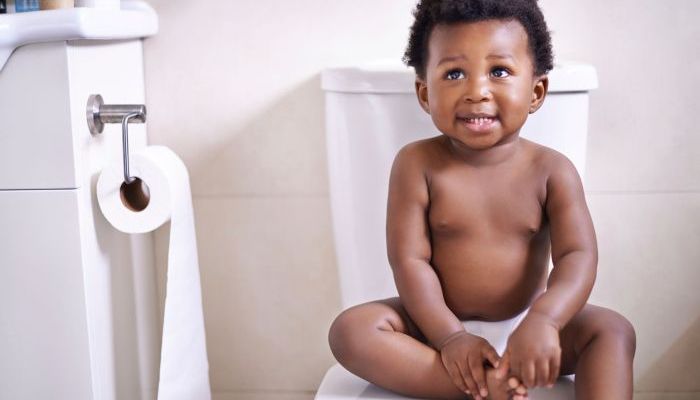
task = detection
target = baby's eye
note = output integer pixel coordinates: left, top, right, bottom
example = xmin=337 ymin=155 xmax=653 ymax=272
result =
xmin=491 ymin=67 xmax=510 ymax=78
xmin=445 ymin=69 xmax=465 ymax=80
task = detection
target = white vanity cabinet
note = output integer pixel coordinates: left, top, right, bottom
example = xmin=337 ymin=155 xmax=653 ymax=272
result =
xmin=0 ymin=5 xmax=161 ymax=399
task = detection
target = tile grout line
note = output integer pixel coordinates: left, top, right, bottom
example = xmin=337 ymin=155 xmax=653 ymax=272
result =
xmin=633 ymin=391 xmax=700 ymax=394
xmin=193 ymin=193 xmax=330 ymax=199
xmin=213 ymin=390 xmax=316 ymax=393
xmin=212 ymin=389 xmax=317 ymax=396
xmin=186 ymin=191 xmax=700 ymax=199
xmin=190 ymin=191 xmax=700 ymax=199
xmin=586 ymin=190 xmax=700 ymax=195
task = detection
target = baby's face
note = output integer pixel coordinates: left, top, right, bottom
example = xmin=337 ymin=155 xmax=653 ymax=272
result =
xmin=416 ymin=19 xmax=547 ymax=152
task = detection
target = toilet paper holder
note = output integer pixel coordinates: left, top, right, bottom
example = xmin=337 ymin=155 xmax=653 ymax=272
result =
xmin=87 ymin=94 xmax=146 ymax=184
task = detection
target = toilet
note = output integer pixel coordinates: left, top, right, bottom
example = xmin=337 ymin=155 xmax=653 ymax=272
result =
xmin=317 ymin=60 xmax=598 ymax=400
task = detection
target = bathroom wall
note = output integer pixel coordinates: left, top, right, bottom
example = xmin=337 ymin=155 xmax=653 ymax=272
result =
xmin=142 ymin=1 xmax=700 ymax=399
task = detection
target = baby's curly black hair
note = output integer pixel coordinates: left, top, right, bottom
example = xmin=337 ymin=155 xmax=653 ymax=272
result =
xmin=403 ymin=0 xmax=554 ymax=79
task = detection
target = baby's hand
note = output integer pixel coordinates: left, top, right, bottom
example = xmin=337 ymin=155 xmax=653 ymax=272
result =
xmin=496 ymin=312 xmax=561 ymax=389
xmin=438 ymin=331 xmax=500 ymax=400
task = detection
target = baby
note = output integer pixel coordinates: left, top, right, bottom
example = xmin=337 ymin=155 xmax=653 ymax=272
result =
xmin=329 ymin=1 xmax=636 ymax=399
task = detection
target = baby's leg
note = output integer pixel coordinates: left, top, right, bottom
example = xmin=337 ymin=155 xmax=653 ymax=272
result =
xmin=558 ymin=304 xmax=636 ymax=400
xmin=328 ymin=297 xmax=469 ymax=400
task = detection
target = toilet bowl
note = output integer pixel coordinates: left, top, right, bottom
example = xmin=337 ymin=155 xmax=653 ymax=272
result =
xmin=316 ymin=60 xmax=598 ymax=400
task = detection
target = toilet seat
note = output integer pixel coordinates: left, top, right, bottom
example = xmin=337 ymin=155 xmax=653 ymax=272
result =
xmin=315 ymin=363 xmax=575 ymax=400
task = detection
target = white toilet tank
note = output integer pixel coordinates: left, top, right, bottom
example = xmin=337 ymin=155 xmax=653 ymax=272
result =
xmin=322 ymin=60 xmax=598 ymax=309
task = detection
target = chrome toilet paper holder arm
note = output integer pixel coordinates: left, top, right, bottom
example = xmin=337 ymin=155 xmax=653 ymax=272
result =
xmin=87 ymin=94 xmax=147 ymax=184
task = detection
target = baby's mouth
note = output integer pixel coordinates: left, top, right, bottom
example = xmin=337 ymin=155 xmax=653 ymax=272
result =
xmin=457 ymin=116 xmax=498 ymax=132
xmin=461 ymin=116 xmax=496 ymax=125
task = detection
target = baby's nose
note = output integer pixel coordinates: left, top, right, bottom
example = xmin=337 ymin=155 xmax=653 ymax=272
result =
xmin=463 ymin=76 xmax=491 ymax=103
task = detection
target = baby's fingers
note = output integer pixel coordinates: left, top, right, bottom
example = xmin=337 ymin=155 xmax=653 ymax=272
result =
xmin=495 ymin=350 xmax=510 ymax=379
xmin=457 ymin=362 xmax=480 ymax=399
xmin=481 ymin=345 xmax=500 ymax=369
xmin=548 ymin=355 xmax=561 ymax=387
xmin=536 ymin=358 xmax=549 ymax=388
xmin=522 ymin=360 xmax=536 ymax=388
xmin=468 ymin=355 xmax=489 ymax=399
xmin=445 ymin=362 xmax=469 ymax=394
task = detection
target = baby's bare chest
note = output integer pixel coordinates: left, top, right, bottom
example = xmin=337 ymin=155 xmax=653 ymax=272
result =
xmin=428 ymin=168 xmax=547 ymax=238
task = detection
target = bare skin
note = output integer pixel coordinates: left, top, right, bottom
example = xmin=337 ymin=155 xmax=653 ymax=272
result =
xmin=329 ymin=19 xmax=635 ymax=400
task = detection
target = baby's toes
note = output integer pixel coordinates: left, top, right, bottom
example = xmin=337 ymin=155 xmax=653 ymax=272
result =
xmin=507 ymin=377 xmax=520 ymax=390
xmin=507 ymin=377 xmax=528 ymax=399
xmin=484 ymin=369 xmax=510 ymax=400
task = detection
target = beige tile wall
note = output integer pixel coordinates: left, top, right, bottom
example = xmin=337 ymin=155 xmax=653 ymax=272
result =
xmin=144 ymin=1 xmax=700 ymax=398
xmin=540 ymin=1 xmax=700 ymax=397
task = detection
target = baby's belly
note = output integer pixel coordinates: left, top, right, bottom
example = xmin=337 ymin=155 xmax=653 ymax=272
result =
xmin=431 ymin=233 xmax=550 ymax=321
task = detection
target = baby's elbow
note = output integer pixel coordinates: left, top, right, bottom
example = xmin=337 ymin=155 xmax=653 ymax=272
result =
xmin=552 ymin=248 xmax=598 ymax=286
xmin=552 ymin=245 xmax=596 ymax=266
xmin=388 ymin=253 xmax=431 ymax=272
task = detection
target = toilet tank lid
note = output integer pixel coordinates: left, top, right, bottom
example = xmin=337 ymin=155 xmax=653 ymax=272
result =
xmin=321 ymin=59 xmax=598 ymax=94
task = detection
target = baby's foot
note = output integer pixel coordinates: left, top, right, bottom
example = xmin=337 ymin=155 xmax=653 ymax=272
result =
xmin=484 ymin=368 xmax=528 ymax=400
xmin=507 ymin=376 xmax=528 ymax=400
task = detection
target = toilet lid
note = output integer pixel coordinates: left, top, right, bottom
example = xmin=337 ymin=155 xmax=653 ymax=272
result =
xmin=315 ymin=363 xmax=575 ymax=400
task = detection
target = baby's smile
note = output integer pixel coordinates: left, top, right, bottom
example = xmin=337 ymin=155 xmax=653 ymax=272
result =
xmin=457 ymin=114 xmax=499 ymax=133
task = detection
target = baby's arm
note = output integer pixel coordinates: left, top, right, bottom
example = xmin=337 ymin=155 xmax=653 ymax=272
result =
xmin=499 ymin=152 xmax=597 ymax=387
xmin=386 ymin=143 xmax=462 ymax=352
xmin=387 ymin=143 xmax=499 ymax=399
xmin=532 ymin=153 xmax=597 ymax=334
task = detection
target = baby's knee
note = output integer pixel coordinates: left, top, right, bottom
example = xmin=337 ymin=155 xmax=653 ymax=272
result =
xmin=596 ymin=309 xmax=636 ymax=353
xmin=328 ymin=302 xmax=402 ymax=364
xmin=328 ymin=306 xmax=374 ymax=364
xmin=328 ymin=309 xmax=355 ymax=361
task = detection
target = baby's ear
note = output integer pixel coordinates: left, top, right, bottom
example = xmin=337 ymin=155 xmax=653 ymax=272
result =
xmin=529 ymin=75 xmax=549 ymax=114
xmin=415 ymin=79 xmax=431 ymax=114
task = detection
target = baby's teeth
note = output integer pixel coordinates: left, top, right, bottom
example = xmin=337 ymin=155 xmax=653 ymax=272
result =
xmin=465 ymin=117 xmax=493 ymax=124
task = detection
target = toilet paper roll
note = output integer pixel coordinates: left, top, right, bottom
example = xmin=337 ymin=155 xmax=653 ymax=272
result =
xmin=97 ymin=146 xmax=211 ymax=400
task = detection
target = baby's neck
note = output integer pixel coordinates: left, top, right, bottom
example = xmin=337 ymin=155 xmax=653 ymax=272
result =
xmin=444 ymin=135 xmax=521 ymax=166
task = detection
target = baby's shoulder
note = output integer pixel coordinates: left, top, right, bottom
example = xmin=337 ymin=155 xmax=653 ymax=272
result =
xmin=393 ymin=136 xmax=444 ymax=167
xmin=521 ymin=138 xmax=578 ymax=177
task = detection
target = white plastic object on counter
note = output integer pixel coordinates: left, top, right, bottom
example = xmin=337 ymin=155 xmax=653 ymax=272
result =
xmin=0 ymin=0 xmax=156 ymax=70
